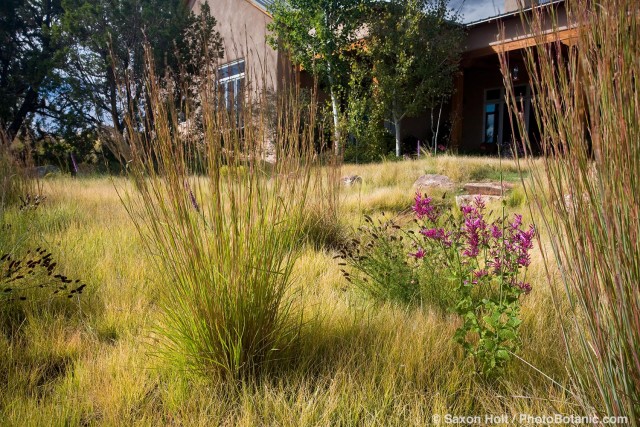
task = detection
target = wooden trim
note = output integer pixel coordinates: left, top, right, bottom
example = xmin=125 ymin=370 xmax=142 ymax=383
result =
xmin=244 ymin=0 xmax=272 ymax=18
xmin=490 ymin=27 xmax=579 ymax=53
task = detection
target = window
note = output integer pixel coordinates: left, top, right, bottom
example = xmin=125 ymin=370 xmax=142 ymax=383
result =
xmin=483 ymin=85 xmax=530 ymax=144
xmin=218 ymin=59 xmax=245 ymax=114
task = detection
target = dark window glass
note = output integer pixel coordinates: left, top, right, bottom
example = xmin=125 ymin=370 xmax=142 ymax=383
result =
xmin=486 ymin=89 xmax=501 ymax=101
xmin=484 ymin=102 xmax=499 ymax=143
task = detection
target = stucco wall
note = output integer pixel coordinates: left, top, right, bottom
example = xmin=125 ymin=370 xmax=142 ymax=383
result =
xmin=191 ymin=0 xmax=289 ymax=93
xmin=464 ymin=3 xmax=568 ymax=53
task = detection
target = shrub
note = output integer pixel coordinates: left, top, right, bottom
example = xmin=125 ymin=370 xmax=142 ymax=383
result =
xmin=340 ymin=194 xmax=535 ymax=377
xmin=338 ymin=211 xmax=456 ymax=311
xmin=338 ymin=215 xmax=421 ymax=305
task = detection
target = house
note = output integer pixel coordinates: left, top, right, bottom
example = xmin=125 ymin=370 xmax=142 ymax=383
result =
xmin=186 ymin=0 xmax=574 ymax=154
xmin=452 ymin=0 xmax=575 ymax=153
xmin=185 ymin=0 xmax=288 ymax=111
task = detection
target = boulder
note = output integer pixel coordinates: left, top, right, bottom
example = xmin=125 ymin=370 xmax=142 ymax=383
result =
xmin=463 ymin=181 xmax=515 ymax=196
xmin=456 ymin=194 xmax=502 ymax=207
xmin=31 ymin=165 xmax=61 ymax=178
xmin=341 ymin=175 xmax=362 ymax=186
xmin=413 ymin=174 xmax=454 ymax=190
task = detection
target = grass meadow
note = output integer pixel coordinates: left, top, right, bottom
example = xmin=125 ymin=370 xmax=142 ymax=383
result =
xmin=0 ymin=157 xmax=586 ymax=426
xmin=2 ymin=1 xmax=638 ymax=423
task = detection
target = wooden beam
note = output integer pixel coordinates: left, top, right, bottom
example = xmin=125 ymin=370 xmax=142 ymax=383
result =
xmin=491 ymin=27 xmax=579 ymax=53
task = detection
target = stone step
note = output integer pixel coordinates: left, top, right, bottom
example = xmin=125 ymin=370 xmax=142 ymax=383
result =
xmin=463 ymin=181 xmax=515 ymax=196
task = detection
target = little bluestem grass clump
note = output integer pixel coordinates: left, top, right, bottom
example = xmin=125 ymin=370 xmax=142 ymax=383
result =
xmin=119 ymin=44 xmax=338 ymax=381
xmin=500 ymin=0 xmax=640 ymax=418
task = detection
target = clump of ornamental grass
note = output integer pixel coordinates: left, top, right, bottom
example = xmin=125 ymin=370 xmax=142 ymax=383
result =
xmin=500 ymin=0 xmax=640 ymax=420
xmin=119 ymin=46 xmax=338 ymax=381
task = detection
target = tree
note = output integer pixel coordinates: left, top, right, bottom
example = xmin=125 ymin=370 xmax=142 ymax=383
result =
xmin=367 ymin=0 xmax=463 ymax=156
xmin=267 ymin=0 xmax=371 ymax=155
xmin=59 ymin=0 xmax=192 ymax=137
xmin=0 ymin=0 xmax=223 ymax=166
xmin=0 ymin=0 xmax=67 ymax=143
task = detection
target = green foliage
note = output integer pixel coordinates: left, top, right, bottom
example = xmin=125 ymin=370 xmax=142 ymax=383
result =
xmin=338 ymin=212 xmax=456 ymax=311
xmin=1 ymin=0 xmax=218 ymax=164
xmin=409 ymin=195 xmax=534 ymax=377
xmin=267 ymin=0 xmax=369 ymax=87
xmin=268 ymin=0 xmax=371 ymax=153
xmin=0 ymin=0 xmax=67 ymax=142
xmin=60 ymin=0 xmax=192 ymax=133
xmin=339 ymin=215 xmax=421 ymax=305
xmin=364 ymin=0 xmax=464 ymax=156
xmin=344 ymin=61 xmax=392 ymax=163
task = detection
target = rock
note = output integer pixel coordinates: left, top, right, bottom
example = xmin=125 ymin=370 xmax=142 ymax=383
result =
xmin=31 ymin=165 xmax=61 ymax=178
xmin=463 ymin=181 xmax=515 ymax=196
xmin=456 ymin=194 xmax=502 ymax=207
xmin=341 ymin=175 xmax=362 ymax=186
xmin=413 ymin=174 xmax=454 ymax=190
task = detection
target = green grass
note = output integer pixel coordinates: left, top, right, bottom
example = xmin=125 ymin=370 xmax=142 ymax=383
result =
xmin=0 ymin=155 xmax=587 ymax=425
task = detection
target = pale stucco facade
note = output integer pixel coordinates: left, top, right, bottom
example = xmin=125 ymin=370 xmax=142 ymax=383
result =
xmin=188 ymin=0 xmax=573 ymax=154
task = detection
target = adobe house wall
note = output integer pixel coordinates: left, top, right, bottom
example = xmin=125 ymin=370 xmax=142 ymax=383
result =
xmin=190 ymin=0 xmax=287 ymax=93
xmin=465 ymin=3 xmax=569 ymax=53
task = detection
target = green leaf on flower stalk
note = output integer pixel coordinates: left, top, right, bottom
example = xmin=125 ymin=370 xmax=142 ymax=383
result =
xmin=495 ymin=349 xmax=510 ymax=360
xmin=498 ymin=329 xmax=517 ymax=341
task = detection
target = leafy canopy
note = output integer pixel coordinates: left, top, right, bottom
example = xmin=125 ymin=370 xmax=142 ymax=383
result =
xmin=368 ymin=0 xmax=464 ymax=122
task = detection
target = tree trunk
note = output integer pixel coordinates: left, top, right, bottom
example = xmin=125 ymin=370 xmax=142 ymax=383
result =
xmin=394 ymin=113 xmax=402 ymax=157
xmin=7 ymin=87 xmax=39 ymax=142
xmin=106 ymin=62 xmax=123 ymax=134
xmin=326 ymin=66 xmax=341 ymax=156
xmin=434 ymin=100 xmax=443 ymax=156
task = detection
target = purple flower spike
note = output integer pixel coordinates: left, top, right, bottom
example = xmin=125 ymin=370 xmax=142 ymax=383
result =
xmin=413 ymin=193 xmax=439 ymax=222
xmin=411 ymin=248 xmax=426 ymax=259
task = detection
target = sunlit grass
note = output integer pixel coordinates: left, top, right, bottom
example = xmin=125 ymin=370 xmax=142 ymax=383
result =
xmin=0 ymin=152 xmax=589 ymax=425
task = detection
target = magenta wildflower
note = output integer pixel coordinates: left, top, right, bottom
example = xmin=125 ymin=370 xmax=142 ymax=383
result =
xmin=473 ymin=269 xmax=489 ymax=278
xmin=413 ymin=193 xmax=439 ymax=222
xmin=411 ymin=248 xmax=426 ymax=259
xmin=420 ymin=227 xmax=452 ymax=247
xmin=511 ymin=214 xmax=523 ymax=229
xmin=421 ymin=227 xmax=445 ymax=239
xmin=473 ymin=196 xmax=486 ymax=210
xmin=513 ymin=281 xmax=532 ymax=294
xmin=490 ymin=224 xmax=503 ymax=239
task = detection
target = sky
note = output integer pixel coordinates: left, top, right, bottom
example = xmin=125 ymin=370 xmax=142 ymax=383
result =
xmin=449 ymin=0 xmax=505 ymax=23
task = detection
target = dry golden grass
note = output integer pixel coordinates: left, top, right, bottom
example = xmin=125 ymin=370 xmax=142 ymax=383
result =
xmin=0 ymin=158 xmax=584 ymax=426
